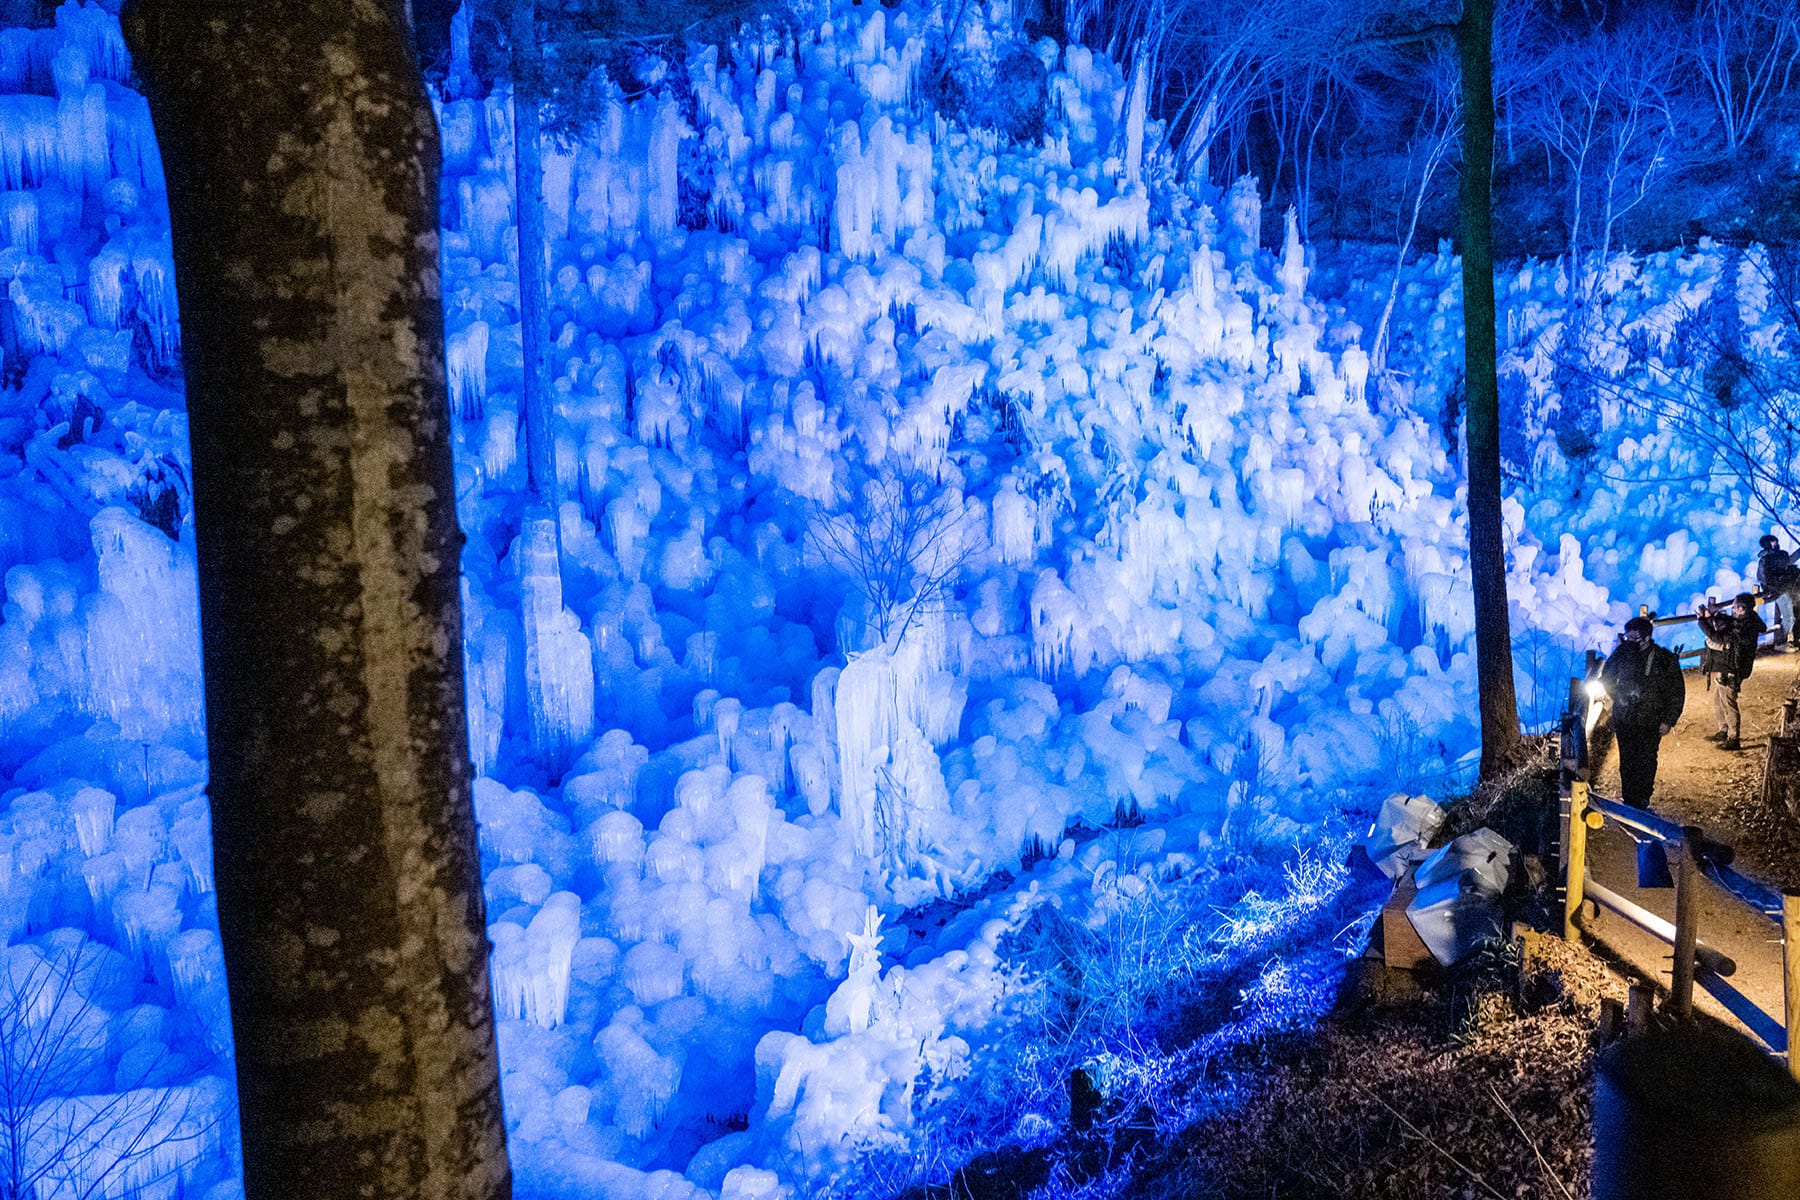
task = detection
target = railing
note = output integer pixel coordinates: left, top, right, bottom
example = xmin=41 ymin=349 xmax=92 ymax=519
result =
xmin=1561 ymin=760 xmax=1800 ymax=1079
xmin=1558 ymin=593 xmax=1800 ymax=1071
xmin=1636 ymin=590 xmax=1784 ymax=665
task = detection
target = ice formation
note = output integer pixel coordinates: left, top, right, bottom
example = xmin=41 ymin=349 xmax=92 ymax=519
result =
xmin=0 ymin=1 xmax=1784 ymax=1197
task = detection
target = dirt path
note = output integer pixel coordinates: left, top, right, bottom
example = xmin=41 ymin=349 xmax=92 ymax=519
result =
xmin=1584 ymin=643 xmax=1800 ymax=1042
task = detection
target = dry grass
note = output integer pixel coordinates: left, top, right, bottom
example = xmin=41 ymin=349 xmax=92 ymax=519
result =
xmin=1128 ymin=934 xmax=1620 ymax=1200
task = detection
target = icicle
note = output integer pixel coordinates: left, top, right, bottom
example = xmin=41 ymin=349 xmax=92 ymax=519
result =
xmin=80 ymin=851 xmax=128 ymax=929
xmin=646 ymin=833 xmax=704 ymax=885
xmin=832 ymin=123 xmax=877 ymax=261
xmin=619 ymin=940 xmax=686 ymax=1007
xmin=645 ymin=99 xmax=683 ymax=247
xmin=130 ymin=242 xmax=180 ymax=366
xmin=1122 ymin=49 xmax=1148 ymax=184
xmin=86 ymin=238 xmax=126 ymax=327
xmin=0 ymin=95 xmax=57 ymax=189
xmin=1223 ymin=175 xmax=1261 ymax=266
xmin=107 ymin=89 xmax=164 ymax=193
xmin=1029 ymin=569 xmax=1083 ymax=679
xmin=69 ymin=786 xmax=114 ymax=856
xmin=9 ymin=275 xmax=83 ymax=355
xmin=446 ymin=319 xmax=490 ymax=420
xmin=714 ymin=696 xmax=743 ymax=766
xmin=447 ymin=0 xmax=477 ymax=99
xmin=834 ymin=652 xmax=899 ymax=858
xmin=991 ymin=478 xmax=1037 ymax=564
xmin=166 ymin=928 xmax=226 ymax=1014
xmin=113 ymin=880 xmax=182 ymax=971
xmin=171 ymin=800 xmax=212 ymax=894
xmin=596 ymin=1019 xmax=681 ymax=1137
xmin=49 ymin=41 xmax=86 ymax=98
xmin=55 ymin=2 xmax=132 ymax=82
xmin=519 ymin=513 xmax=595 ymax=771
xmin=586 ymin=810 xmax=644 ymax=868
xmin=1278 ymin=206 xmax=1307 ymax=296
xmin=0 ymin=190 xmax=33 ymax=255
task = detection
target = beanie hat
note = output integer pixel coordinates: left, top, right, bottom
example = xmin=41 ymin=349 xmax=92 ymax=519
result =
xmin=1763 ymin=534 xmax=1781 ymax=549
xmin=1737 ymin=592 xmax=1757 ymax=608
xmin=1625 ymin=616 xmax=1654 ymax=637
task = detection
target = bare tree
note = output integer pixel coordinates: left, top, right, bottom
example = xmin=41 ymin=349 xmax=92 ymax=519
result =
xmin=1079 ymin=0 xmax=1391 ymax=208
xmin=1575 ymin=248 xmax=1800 ymax=538
xmin=1370 ymin=46 xmax=1460 ymax=382
xmin=1514 ymin=18 xmax=1682 ymax=313
xmin=0 ymin=940 xmax=219 ymax=1200
xmin=1687 ymin=0 xmax=1800 ymax=159
xmin=808 ymin=468 xmax=978 ymax=653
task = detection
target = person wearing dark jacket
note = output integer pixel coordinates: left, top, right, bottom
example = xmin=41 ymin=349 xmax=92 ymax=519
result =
xmin=1698 ymin=593 xmax=1767 ymax=751
xmin=1757 ymin=534 xmax=1798 ymax=649
xmin=1600 ymin=615 xmax=1686 ymax=808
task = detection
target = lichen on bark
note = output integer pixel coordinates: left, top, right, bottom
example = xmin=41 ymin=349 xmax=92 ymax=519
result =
xmin=122 ymin=3 xmax=511 ymax=1197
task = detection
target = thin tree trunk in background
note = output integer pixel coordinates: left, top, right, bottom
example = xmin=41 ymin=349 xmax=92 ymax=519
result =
xmin=511 ymin=0 xmax=558 ymax=503
xmin=1372 ymin=135 xmax=1449 ymax=378
xmin=1457 ymin=0 xmax=1522 ymax=779
xmin=120 ymin=4 xmax=511 ymax=1198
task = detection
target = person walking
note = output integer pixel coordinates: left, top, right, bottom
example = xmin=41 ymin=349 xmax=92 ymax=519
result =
xmin=1698 ymin=593 xmax=1767 ymax=752
xmin=1600 ymin=615 xmax=1687 ymax=807
xmin=1756 ymin=534 xmax=1799 ymax=650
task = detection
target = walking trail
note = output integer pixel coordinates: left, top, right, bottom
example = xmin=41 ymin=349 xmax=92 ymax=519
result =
xmin=1585 ymin=645 xmax=1800 ymax=1041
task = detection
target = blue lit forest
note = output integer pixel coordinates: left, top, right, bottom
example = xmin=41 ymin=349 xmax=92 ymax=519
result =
xmin=1 ymin=0 xmax=1798 ymax=1196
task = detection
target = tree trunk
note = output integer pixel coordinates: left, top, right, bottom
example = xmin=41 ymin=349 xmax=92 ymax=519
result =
xmin=1457 ymin=0 xmax=1522 ymax=778
xmin=510 ymin=0 xmax=558 ymax=503
xmin=120 ymin=5 xmax=511 ymax=1199
xmin=1370 ymin=136 xmax=1448 ymax=380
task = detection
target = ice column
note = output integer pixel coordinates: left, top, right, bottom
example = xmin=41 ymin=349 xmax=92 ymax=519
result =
xmin=489 ymin=891 xmax=583 ymax=1028
xmin=519 ymin=513 xmax=595 ymax=772
xmin=1223 ymin=176 xmax=1260 ymax=267
xmin=834 ymin=652 xmax=898 ymax=858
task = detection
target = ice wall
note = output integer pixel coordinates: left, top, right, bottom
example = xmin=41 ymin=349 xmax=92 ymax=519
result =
xmin=0 ymin=1 xmax=1779 ymax=1198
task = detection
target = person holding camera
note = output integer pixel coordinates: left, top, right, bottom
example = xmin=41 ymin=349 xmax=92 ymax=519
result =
xmin=1757 ymin=533 xmax=1800 ymax=649
xmin=1698 ymin=593 xmax=1767 ymax=752
xmin=1600 ymin=615 xmax=1686 ymax=808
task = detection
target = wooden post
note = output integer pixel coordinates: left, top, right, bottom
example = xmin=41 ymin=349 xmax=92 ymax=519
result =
xmin=1669 ymin=827 xmax=1702 ymax=1019
xmin=1627 ymin=981 xmax=1655 ymax=1036
xmin=1785 ymin=894 xmax=1800 ymax=1081
xmin=1558 ymin=708 xmax=1576 ymax=860
xmin=1766 ymin=737 xmax=1785 ymax=810
xmin=1784 ymin=698 xmax=1797 ymax=738
xmin=1565 ymin=779 xmax=1590 ymax=940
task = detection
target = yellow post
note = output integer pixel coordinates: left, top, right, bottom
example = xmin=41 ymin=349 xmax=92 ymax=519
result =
xmin=1565 ymin=780 xmax=1590 ymax=940
xmin=1784 ymin=894 xmax=1800 ymax=1081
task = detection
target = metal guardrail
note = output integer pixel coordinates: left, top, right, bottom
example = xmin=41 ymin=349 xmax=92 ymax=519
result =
xmin=1563 ymin=772 xmax=1800 ymax=1077
xmin=1560 ymin=597 xmax=1800 ymax=1072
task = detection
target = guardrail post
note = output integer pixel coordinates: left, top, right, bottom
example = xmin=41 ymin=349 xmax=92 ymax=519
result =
xmin=1565 ymin=780 xmax=1590 ymax=940
xmin=1669 ymin=826 xmax=1702 ymax=1019
xmin=1785 ymin=893 xmax=1800 ymax=1081
xmin=1627 ymin=981 xmax=1654 ymax=1036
